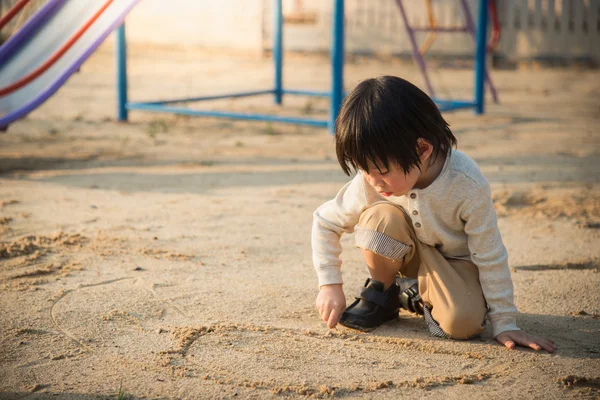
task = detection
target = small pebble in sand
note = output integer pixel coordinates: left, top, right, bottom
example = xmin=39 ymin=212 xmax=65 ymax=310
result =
xmin=29 ymin=384 xmax=50 ymax=393
xmin=134 ymin=266 xmax=143 ymax=271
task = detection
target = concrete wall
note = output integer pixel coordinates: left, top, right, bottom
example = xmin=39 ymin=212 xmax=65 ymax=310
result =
xmin=123 ymin=0 xmax=263 ymax=50
xmin=2 ymin=0 xmax=598 ymax=62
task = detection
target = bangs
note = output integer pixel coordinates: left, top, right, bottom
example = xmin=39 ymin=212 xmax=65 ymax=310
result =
xmin=335 ymin=114 xmax=394 ymax=175
xmin=334 ymin=76 xmax=455 ymax=177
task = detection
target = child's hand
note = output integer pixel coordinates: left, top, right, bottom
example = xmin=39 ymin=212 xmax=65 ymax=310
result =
xmin=316 ymin=284 xmax=346 ymax=329
xmin=496 ymin=330 xmax=557 ymax=353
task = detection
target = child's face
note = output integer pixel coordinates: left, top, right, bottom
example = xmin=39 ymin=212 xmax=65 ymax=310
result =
xmin=363 ymin=161 xmax=421 ymax=197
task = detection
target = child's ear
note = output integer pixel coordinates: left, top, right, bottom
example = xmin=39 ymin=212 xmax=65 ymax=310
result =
xmin=417 ymin=139 xmax=433 ymax=161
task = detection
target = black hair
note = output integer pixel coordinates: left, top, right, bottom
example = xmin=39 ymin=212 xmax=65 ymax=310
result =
xmin=335 ymin=75 xmax=456 ymax=175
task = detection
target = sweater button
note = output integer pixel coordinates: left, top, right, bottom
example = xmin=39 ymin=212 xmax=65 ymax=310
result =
xmin=410 ymin=193 xmax=417 ymax=199
xmin=412 ymin=210 xmax=418 ymax=215
xmin=415 ymin=222 xmax=421 ymax=228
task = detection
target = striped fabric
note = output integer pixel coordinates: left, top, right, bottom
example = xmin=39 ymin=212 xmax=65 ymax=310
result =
xmin=423 ymin=305 xmax=450 ymax=339
xmin=355 ymin=226 xmax=411 ymax=261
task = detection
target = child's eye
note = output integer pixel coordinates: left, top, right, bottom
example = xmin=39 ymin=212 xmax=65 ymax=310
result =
xmin=379 ymin=170 xmax=389 ymax=176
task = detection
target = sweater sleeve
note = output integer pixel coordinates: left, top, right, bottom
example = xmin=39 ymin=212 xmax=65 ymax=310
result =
xmin=311 ymin=173 xmax=367 ymax=287
xmin=461 ymin=184 xmax=520 ymax=338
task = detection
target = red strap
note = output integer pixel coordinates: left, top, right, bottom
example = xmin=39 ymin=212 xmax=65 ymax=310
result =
xmin=487 ymin=0 xmax=501 ymax=52
xmin=0 ymin=0 xmax=114 ymax=97
xmin=0 ymin=0 xmax=31 ymax=31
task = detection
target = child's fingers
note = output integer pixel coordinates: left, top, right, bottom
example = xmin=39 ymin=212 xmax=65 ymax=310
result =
xmin=327 ymin=308 xmax=340 ymax=329
xmin=504 ymin=340 xmax=515 ymax=350
xmin=519 ymin=336 xmax=555 ymax=353
xmin=321 ymin=307 xmax=332 ymax=323
xmin=498 ymin=332 xmax=557 ymax=353
xmin=527 ymin=342 xmax=542 ymax=351
xmin=536 ymin=338 xmax=557 ymax=353
xmin=516 ymin=333 xmax=557 ymax=352
xmin=496 ymin=333 xmax=515 ymax=349
xmin=511 ymin=334 xmax=541 ymax=351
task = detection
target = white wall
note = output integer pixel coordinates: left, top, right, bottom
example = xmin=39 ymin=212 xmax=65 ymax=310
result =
xmin=49 ymin=0 xmax=597 ymax=63
xmin=3 ymin=0 xmax=598 ymax=61
xmin=123 ymin=0 xmax=263 ymax=50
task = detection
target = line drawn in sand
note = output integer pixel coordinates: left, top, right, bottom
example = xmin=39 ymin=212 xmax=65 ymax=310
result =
xmin=153 ymin=322 xmax=499 ymax=396
xmin=49 ymin=277 xmax=134 ymax=353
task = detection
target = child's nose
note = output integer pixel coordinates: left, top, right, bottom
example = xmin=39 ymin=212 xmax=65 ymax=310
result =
xmin=368 ymin=174 xmax=382 ymax=187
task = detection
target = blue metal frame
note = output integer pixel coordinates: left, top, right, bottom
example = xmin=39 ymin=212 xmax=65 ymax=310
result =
xmin=129 ymin=90 xmax=274 ymax=106
xmin=329 ymin=0 xmax=344 ymax=132
xmin=273 ymin=0 xmax=283 ymax=105
xmin=433 ymin=99 xmax=477 ymax=111
xmin=126 ymin=103 xmax=328 ymax=127
xmin=115 ymin=0 xmax=488 ymax=133
xmin=116 ymin=23 xmax=128 ymax=121
xmin=283 ymin=89 xmax=330 ymax=97
xmin=473 ymin=0 xmax=488 ymax=114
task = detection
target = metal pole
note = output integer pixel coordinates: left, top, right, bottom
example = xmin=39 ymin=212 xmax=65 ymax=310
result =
xmin=116 ymin=23 xmax=128 ymax=121
xmin=273 ymin=0 xmax=283 ymax=104
xmin=394 ymin=0 xmax=436 ymax=97
xmin=329 ymin=0 xmax=344 ymax=134
xmin=459 ymin=0 xmax=498 ymax=103
xmin=474 ymin=0 xmax=488 ymax=114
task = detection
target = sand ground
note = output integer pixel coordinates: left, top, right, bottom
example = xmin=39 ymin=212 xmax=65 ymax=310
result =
xmin=0 ymin=43 xmax=599 ymax=399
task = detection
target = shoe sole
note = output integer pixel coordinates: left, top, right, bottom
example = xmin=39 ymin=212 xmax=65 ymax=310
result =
xmin=338 ymin=320 xmax=376 ymax=332
xmin=338 ymin=314 xmax=399 ymax=332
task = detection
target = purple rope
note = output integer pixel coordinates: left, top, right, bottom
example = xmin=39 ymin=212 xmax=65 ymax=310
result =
xmin=394 ymin=0 xmax=436 ymax=96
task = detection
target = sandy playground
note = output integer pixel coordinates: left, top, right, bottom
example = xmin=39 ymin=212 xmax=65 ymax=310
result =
xmin=0 ymin=42 xmax=599 ymax=399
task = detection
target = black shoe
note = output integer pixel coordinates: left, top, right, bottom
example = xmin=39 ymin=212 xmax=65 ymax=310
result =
xmin=396 ymin=277 xmax=424 ymax=315
xmin=338 ymin=278 xmax=400 ymax=332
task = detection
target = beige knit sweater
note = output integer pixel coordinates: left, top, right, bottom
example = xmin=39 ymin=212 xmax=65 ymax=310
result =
xmin=311 ymin=150 xmax=519 ymax=337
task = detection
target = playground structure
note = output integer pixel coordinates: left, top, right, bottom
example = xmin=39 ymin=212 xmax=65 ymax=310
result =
xmin=396 ymin=0 xmax=499 ymax=103
xmin=0 ymin=0 xmax=493 ymax=132
xmin=0 ymin=0 xmax=142 ymax=130
xmin=118 ymin=0 xmax=492 ymax=133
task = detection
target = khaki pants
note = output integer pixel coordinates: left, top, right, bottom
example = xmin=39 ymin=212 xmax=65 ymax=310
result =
xmin=355 ymin=203 xmax=487 ymax=339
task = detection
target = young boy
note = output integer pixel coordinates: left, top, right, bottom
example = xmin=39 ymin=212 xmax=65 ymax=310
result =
xmin=312 ymin=76 xmax=556 ymax=352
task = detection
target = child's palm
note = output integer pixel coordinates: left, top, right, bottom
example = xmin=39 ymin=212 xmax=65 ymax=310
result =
xmin=496 ymin=330 xmax=557 ymax=353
